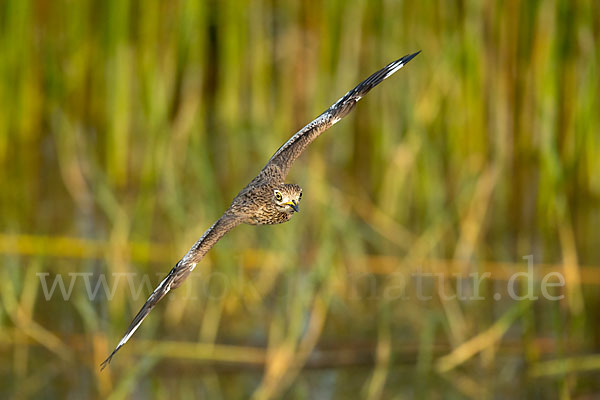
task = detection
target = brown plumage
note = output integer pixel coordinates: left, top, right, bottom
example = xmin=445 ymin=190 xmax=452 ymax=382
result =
xmin=101 ymin=51 xmax=419 ymax=369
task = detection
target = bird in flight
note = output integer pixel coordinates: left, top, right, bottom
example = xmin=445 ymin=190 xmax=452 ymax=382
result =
xmin=101 ymin=51 xmax=420 ymax=369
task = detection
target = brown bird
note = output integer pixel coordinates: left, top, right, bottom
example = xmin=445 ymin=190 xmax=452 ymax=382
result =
xmin=101 ymin=51 xmax=420 ymax=369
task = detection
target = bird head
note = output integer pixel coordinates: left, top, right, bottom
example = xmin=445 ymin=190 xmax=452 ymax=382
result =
xmin=273 ymin=184 xmax=302 ymax=214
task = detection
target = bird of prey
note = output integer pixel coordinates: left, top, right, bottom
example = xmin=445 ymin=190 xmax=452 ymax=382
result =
xmin=101 ymin=51 xmax=419 ymax=369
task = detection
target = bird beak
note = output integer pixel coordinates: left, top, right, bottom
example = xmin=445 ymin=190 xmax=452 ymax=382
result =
xmin=286 ymin=200 xmax=299 ymax=212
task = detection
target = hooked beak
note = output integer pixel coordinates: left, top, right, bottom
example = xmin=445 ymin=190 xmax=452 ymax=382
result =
xmin=286 ymin=200 xmax=300 ymax=213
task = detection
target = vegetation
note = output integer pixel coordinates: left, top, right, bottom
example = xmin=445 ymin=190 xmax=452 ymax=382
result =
xmin=1 ymin=0 xmax=598 ymax=398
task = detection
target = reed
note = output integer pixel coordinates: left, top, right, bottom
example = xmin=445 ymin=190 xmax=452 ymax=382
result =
xmin=1 ymin=0 xmax=598 ymax=398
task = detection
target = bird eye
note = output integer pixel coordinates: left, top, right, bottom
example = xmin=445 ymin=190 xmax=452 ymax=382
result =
xmin=299 ymin=191 xmax=302 ymax=199
xmin=274 ymin=191 xmax=283 ymax=202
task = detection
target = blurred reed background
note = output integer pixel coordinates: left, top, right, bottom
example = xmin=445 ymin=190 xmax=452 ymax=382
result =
xmin=1 ymin=0 xmax=599 ymax=398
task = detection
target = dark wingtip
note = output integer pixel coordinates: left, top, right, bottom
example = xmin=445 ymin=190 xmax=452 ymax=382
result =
xmin=401 ymin=50 xmax=421 ymax=65
xmin=100 ymin=346 xmax=120 ymax=371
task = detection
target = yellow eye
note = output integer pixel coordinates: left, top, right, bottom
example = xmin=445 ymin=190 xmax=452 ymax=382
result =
xmin=274 ymin=191 xmax=283 ymax=202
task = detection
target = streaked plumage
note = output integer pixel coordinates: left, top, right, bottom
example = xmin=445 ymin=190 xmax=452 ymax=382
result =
xmin=101 ymin=51 xmax=419 ymax=369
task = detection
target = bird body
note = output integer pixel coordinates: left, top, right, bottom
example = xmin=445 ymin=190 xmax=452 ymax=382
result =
xmin=238 ymin=183 xmax=302 ymax=225
xmin=101 ymin=51 xmax=419 ymax=369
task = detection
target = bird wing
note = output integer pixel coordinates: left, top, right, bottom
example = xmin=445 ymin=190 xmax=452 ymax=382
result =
xmin=263 ymin=51 xmax=420 ymax=180
xmin=101 ymin=212 xmax=243 ymax=369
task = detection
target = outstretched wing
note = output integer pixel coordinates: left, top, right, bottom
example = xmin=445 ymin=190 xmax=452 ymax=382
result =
xmin=263 ymin=52 xmax=420 ymax=180
xmin=100 ymin=212 xmax=243 ymax=369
